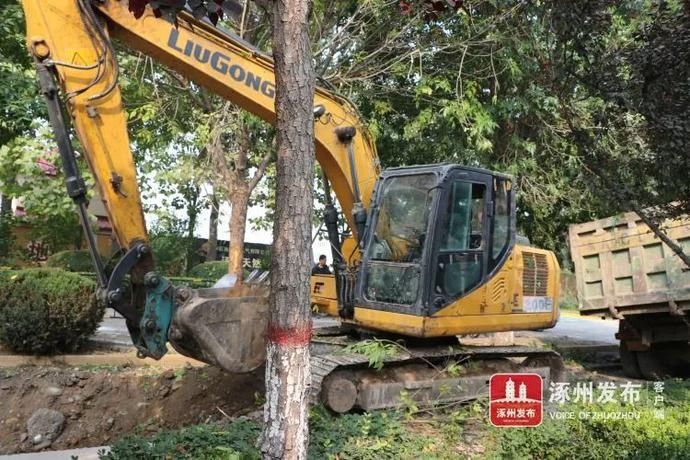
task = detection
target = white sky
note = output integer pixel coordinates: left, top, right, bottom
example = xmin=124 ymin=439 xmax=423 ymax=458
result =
xmin=161 ymin=200 xmax=333 ymax=265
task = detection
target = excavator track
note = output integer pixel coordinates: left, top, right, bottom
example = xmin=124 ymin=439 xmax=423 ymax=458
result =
xmin=309 ymin=328 xmax=563 ymax=413
xmin=168 ymin=285 xmax=563 ymax=414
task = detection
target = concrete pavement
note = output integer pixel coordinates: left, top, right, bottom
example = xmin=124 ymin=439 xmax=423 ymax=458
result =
xmin=93 ymin=309 xmax=619 ymax=350
xmin=0 ymin=446 xmax=109 ymax=459
xmin=518 ymin=312 xmax=618 ymax=346
xmin=92 ymin=312 xmax=342 ymax=349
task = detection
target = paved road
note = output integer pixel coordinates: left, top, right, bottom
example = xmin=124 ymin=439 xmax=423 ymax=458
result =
xmin=95 ymin=310 xmax=619 ymax=349
xmin=518 ymin=313 xmax=618 ymax=346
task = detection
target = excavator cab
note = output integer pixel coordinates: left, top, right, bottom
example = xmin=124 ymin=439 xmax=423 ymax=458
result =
xmin=348 ymin=164 xmax=515 ymax=325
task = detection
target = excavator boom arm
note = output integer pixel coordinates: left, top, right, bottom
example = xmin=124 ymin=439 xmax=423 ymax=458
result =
xmin=21 ymin=0 xmax=379 ymax=366
xmin=22 ymin=0 xmax=380 ymax=255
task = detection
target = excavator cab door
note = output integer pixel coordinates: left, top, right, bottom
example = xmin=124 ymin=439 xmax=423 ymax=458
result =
xmin=429 ymin=170 xmax=492 ymax=310
xmin=357 ymin=171 xmax=440 ymax=314
xmin=428 ymin=170 xmax=515 ymax=312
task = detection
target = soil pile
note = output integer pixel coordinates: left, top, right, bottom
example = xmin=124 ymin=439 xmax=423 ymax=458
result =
xmin=0 ymin=365 xmax=264 ymax=454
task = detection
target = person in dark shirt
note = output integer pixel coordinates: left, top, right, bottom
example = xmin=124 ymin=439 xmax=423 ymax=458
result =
xmin=312 ymin=254 xmax=332 ymax=275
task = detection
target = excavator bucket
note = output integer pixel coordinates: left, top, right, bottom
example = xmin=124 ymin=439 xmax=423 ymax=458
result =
xmin=168 ymin=285 xmax=269 ymax=373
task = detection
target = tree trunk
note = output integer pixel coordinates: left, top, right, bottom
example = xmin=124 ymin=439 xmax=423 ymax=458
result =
xmin=0 ymin=194 xmax=13 ymax=258
xmin=185 ymin=186 xmax=201 ymax=272
xmin=228 ymin=187 xmax=249 ymax=281
xmin=0 ymin=195 xmax=11 ymax=216
xmin=206 ymin=193 xmax=219 ymax=262
xmin=261 ymin=0 xmax=315 ymax=459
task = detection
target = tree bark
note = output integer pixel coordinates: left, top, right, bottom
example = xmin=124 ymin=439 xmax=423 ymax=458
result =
xmin=261 ymin=0 xmax=315 ymax=459
xmin=228 ymin=186 xmax=249 ymax=279
xmin=184 ymin=185 xmax=201 ymax=272
xmin=0 ymin=194 xmax=13 ymax=258
xmin=206 ymin=193 xmax=219 ymax=262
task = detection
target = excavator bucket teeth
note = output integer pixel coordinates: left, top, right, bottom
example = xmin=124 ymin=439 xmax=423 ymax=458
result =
xmin=169 ymin=287 xmax=269 ymax=373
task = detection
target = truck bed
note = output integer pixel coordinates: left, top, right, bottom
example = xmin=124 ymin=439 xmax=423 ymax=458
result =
xmin=568 ymin=212 xmax=690 ymax=317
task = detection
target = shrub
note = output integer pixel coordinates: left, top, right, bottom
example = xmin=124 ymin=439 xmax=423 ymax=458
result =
xmin=0 ymin=268 xmax=103 ymax=354
xmin=188 ymin=261 xmax=229 ymax=281
xmin=46 ymin=250 xmax=102 ymax=272
xmin=150 ymin=229 xmax=191 ymax=276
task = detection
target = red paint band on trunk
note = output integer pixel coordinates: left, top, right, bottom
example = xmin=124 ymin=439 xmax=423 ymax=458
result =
xmin=266 ymin=323 xmax=313 ymax=346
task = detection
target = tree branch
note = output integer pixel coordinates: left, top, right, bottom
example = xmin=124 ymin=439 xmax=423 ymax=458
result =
xmin=248 ymin=150 xmax=271 ymax=192
xmin=634 ymin=206 xmax=690 ymax=269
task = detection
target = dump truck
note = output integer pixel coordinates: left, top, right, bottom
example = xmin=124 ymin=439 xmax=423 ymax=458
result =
xmin=569 ymin=212 xmax=690 ymax=379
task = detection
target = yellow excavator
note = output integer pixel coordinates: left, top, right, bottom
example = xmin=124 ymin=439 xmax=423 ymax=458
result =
xmin=21 ymin=0 xmax=561 ymax=412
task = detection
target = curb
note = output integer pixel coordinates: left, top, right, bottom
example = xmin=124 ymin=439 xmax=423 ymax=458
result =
xmin=0 ymin=446 xmax=109 ymax=459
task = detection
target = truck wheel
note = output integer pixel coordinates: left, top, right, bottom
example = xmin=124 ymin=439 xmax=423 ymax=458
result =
xmin=636 ymin=348 xmax=674 ymax=380
xmin=619 ymin=342 xmax=642 ymax=379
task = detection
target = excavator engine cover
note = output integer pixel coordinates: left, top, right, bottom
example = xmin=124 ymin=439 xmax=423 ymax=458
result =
xmin=168 ymin=287 xmax=269 ymax=373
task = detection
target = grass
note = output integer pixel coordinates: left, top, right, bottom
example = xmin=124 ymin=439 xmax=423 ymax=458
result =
xmin=486 ymin=380 xmax=690 ymax=460
xmin=103 ymin=406 xmax=471 ymax=460
xmin=101 ymin=380 xmax=690 ymax=460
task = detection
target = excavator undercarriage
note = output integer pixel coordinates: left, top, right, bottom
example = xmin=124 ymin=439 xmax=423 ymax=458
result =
xmin=309 ymin=329 xmax=563 ymax=413
xmin=168 ymin=284 xmax=563 ymax=413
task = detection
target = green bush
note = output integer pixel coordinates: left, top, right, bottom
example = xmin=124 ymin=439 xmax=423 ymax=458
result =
xmin=188 ymin=261 xmax=229 ymax=281
xmin=0 ymin=268 xmax=103 ymax=354
xmin=151 ymin=232 xmax=190 ymax=276
xmin=46 ymin=250 xmax=102 ymax=272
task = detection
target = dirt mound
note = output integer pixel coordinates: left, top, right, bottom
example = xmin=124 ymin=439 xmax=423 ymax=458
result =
xmin=0 ymin=364 xmax=264 ymax=454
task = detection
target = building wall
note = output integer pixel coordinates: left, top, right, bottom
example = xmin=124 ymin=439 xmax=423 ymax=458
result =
xmin=9 ymin=194 xmax=115 ymax=261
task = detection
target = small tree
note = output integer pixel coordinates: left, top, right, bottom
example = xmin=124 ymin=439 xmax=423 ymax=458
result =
xmin=0 ymin=124 xmax=92 ymax=253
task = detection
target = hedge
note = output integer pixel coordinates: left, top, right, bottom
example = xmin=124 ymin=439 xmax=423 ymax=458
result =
xmin=0 ymin=268 xmax=103 ymax=354
xmin=46 ymin=250 xmax=103 ymax=272
xmin=187 ymin=261 xmax=230 ymax=281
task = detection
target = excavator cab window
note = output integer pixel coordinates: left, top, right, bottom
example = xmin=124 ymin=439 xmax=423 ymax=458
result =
xmin=434 ymin=180 xmax=487 ymax=300
xmin=429 ymin=172 xmax=515 ymax=311
xmin=364 ymin=174 xmax=437 ymax=305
